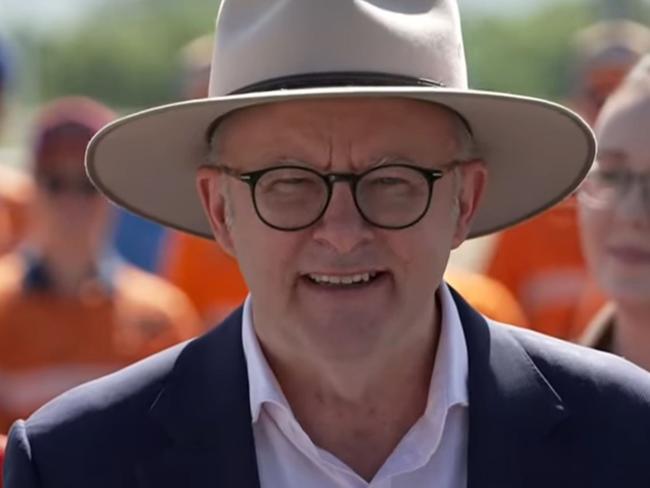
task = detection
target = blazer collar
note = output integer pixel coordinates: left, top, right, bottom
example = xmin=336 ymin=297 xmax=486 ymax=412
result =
xmin=139 ymin=308 xmax=260 ymax=488
xmin=452 ymin=288 xmax=569 ymax=487
xmin=142 ymin=289 xmax=568 ymax=488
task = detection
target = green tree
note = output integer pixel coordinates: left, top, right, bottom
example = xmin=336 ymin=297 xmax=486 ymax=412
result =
xmin=27 ymin=0 xmax=219 ymax=108
xmin=14 ymin=0 xmax=650 ymax=109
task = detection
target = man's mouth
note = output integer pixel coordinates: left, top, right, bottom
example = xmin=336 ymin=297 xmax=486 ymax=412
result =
xmin=303 ymin=271 xmax=384 ymax=287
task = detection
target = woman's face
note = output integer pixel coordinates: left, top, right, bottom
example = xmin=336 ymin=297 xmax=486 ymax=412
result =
xmin=578 ymin=97 xmax=650 ymax=304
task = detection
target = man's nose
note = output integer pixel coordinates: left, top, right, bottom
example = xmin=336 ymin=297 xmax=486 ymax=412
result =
xmin=311 ymin=182 xmax=374 ymax=254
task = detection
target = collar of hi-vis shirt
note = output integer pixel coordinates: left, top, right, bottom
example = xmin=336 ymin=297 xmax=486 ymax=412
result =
xmin=241 ymin=282 xmax=469 ymax=486
xmin=20 ymin=245 xmax=123 ymax=296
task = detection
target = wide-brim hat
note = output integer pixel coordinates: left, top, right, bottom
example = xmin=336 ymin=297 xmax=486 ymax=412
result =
xmin=86 ymin=0 xmax=595 ymax=239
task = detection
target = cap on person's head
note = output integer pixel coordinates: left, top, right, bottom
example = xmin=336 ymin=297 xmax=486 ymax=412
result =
xmin=571 ymin=21 xmax=650 ymax=93
xmin=178 ymin=34 xmax=213 ymax=100
xmin=595 ymin=54 xmax=650 ymax=135
xmin=32 ymin=97 xmax=116 ymax=174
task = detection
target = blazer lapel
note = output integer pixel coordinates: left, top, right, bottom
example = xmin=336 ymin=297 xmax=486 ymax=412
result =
xmin=452 ymin=289 xmax=569 ymax=488
xmin=137 ymin=308 xmax=260 ymax=488
xmin=137 ymin=289 xmax=568 ymax=488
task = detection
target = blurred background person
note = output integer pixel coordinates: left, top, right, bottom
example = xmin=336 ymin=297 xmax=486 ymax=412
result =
xmin=160 ymin=34 xmax=249 ymax=325
xmin=484 ymin=20 xmax=650 ymax=340
xmin=0 ymin=97 xmax=201 ymax=434
xmin=569 ymin=20 xmax=650 ymax=125
xmin=578 ymin=56 xmax=650 ymax=370
xmin=0 ymin=38 xmax=33 ymax=258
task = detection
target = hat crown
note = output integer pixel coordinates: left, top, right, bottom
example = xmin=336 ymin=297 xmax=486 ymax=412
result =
xmin=209 ymin=0 xmax=467 ymax=96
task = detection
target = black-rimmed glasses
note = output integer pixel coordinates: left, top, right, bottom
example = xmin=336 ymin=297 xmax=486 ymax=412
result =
xmin=215 ymin=161 xmax=460 ymax=231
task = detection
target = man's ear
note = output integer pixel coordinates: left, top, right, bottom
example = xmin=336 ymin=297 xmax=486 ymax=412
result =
xmin=452 ymin=160 xmax=488 ymax=249
xmin=196 ymin=166 xmax=236 ymax=256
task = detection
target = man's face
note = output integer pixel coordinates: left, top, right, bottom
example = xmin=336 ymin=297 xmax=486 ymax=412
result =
xmin=33 ymin=130 xmax=111 ymax=253
xmin=579 ymin=98 xmax=650 ymax=303
xmin=198 ymin=98 xmax=486 ymax=362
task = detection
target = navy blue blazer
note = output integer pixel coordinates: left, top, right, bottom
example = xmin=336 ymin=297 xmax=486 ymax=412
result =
xmin=5 ymin=290 xmax=650 ymax=487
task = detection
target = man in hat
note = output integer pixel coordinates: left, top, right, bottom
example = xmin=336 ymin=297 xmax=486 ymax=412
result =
xmin=0 ymin=97 xmax=201 ymax=434
xmin=5 ymin=2 xmax=650 ymax=487
xmin=162 ymin=35 xmax=528 ymax=328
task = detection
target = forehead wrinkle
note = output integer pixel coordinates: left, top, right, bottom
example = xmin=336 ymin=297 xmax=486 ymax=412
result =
xmin=219 ymin=118 xmax=332 ymax=169
xmin=219 ymin=98 xmax=464 ymax=171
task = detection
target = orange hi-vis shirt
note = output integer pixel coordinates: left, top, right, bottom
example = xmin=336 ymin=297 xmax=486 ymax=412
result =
xmin=0 ymin=165 xmax=33 ymax=256
xmin=162 ymin=231 xmax=528 ymax=328
xmin=162 ymin=232 xmax=248 ymax=326
xmin=0 ymin=251 xmax=201 ymax=433
xmin=445 ymin=268 xmax=529 ymax=327
xmin=485 ymin=199 xmax=605 ymax=339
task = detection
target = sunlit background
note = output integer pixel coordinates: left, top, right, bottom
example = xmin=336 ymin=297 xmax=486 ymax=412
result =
xmin=2 ymin=0 xmax=649 ymax=147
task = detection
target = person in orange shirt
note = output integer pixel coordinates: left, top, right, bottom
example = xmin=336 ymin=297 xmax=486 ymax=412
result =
xmin=0 ymin=166 xmax=32 ymax=256
xmin=161 ymin=35 xmax=249 ymax=324
xmin=485 ymin=20 xmax=650 ymax=339
xmin=446 ymin=268 xmax=528 ymax=326
xmin=0 ymin=97 xmax=201 ymax=433
xmin=0 ymin=40 xmax=33 ymax=257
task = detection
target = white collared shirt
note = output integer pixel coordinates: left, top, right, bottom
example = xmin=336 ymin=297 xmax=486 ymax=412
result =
xmin=242 ymin=283 xmax=469 ymax=488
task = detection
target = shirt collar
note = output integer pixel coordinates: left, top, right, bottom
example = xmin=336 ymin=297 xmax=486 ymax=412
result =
xmin=241 ymin=295 xmax=290 ymax=422
xmin=242 ymin=281 xmax=469 ymax=424
xmin=20 ymin=246 xmax=123 ymax=295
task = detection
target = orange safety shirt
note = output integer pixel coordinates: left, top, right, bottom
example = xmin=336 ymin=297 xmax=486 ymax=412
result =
xmin=484 ymin=199 xmax=604 ymax=339
xmin=162 ymin=232 xmax=248 ymax=326
xmin=445 ymin=268 xmax=529 ymax=327
xmin=0 ymin=165 xmax=32 ymax=256
xmin=0 ymin=251 xmax=201 ymax=434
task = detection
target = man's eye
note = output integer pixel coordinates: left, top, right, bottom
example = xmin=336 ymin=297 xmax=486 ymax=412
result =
xmin=266 ymin=178 xmax=318 ymax=192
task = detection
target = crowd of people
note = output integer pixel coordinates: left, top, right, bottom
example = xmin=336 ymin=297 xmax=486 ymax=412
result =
xmin=1 ymin=2 xmax=650 ymax=486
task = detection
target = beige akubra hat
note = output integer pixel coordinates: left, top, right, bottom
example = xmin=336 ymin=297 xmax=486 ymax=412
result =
xmin=86 ymin=0 xmax=596 ymax=238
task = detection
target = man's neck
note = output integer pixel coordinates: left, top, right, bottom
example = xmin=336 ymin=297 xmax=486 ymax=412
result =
xmin=260 ymin=302 xmax=441 ymax=481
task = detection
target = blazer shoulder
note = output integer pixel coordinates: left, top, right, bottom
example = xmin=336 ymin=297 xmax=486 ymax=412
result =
xmin=500 ymin=322 xmax=650 ymax=407
xmin=24 ymin=339 xmax=189 ymax=438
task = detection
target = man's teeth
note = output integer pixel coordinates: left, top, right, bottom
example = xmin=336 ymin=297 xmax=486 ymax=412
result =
xmin=308 ymin=272 xmax=378 ymax=285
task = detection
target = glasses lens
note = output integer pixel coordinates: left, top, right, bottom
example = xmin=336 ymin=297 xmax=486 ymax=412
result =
xmin=357 ymin=165 xmax=431 ymax=227
xmin=254 ymin=167 xmax=328 ymax=229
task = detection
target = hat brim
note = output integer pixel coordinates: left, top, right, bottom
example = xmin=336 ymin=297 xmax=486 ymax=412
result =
xmin=86 ymin=86 xmax=595 ymax=239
